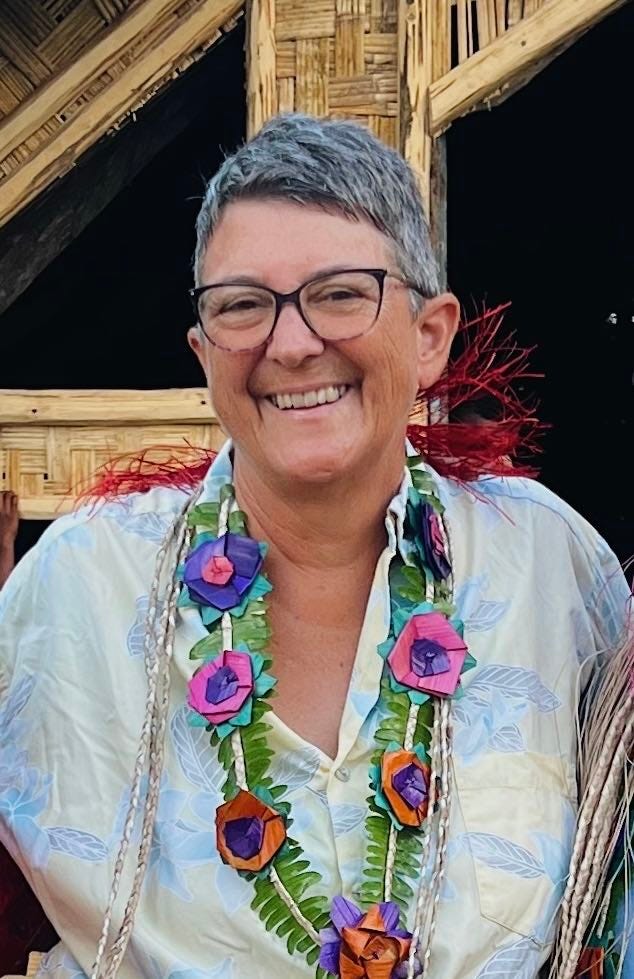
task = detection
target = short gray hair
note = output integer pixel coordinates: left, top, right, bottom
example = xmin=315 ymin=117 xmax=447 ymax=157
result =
xmin=194 ymin=114 xmax=440 ymax=302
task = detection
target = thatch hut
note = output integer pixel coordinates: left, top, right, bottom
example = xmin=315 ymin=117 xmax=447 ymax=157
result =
xmin=0 ymin=0 xmax=630 ymax=531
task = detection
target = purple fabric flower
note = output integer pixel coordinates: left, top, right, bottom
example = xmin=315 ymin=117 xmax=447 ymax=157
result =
xmin=183 ymin=532 xmax=262 ymax=610
xmin=419 ymin=502 xmax=451 ymax=581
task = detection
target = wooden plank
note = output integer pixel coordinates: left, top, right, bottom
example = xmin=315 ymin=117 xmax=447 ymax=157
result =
xmin=295 ymin=38 xmax=330 ymax=114
xmin=246 ymin=0 xmax=277 ymax=136
xmin=0 ymin=0 xmax=186 ymax=163
xmin=335 ymin=0 xmax=365 ymax=77
xmin=0 ymin=389 xmax=215 ymax=425
xmin=507 ymin=0 xmax=524 ymax=27
xmin=494 ymin=0 xmax=506 ymax=34
xmin=430 ymin=0 xmax=629 ymax=134
xmin=431 ymin=0 xmax=451 ymax=81
xmin=274 ymin=0 xmax=336 ymax=41
xmin=277 ymin=76 xmax=295 ymax=111
xmin=398 ymin=0 xmax=432 ymax=212
xmin=0 ymin=0 xmax=242 ymax=227
xmin=456 ymin=0 xmax=468 ymax=63
xmin=430 ymin=134 xmax=447 ymax=288
xmin=476 ymin=0 xmax=491 ymax=46
xmin=0 ymin=40 xmax=232 ymax=316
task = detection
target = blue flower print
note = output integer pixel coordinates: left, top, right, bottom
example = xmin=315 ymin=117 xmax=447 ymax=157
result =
xmin=148 ymin=787 xmax=217 ymax=901
xmin=0 ymin=765 xmax=52 ymax=869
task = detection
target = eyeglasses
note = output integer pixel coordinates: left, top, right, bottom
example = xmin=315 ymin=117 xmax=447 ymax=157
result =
xmin=189 ymin=268 xmax=425 ymax=352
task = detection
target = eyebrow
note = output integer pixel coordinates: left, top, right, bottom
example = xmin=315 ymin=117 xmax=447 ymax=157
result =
xmin=203 ymin=263 xmax=372 ymax=288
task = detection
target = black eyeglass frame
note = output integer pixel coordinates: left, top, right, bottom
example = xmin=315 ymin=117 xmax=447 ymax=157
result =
xmin=188 ymin=267 xmax=426 ymax=352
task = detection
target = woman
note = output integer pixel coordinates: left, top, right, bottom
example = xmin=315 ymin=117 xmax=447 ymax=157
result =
xmin=0 ymin=114 xmax=630 ymax=979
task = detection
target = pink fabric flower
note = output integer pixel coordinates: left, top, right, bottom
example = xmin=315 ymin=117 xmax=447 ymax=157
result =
xmin=188 ymin=650 xmax=254 ymax=725
xmin=388 ymin=612 xmax=467 ymax=697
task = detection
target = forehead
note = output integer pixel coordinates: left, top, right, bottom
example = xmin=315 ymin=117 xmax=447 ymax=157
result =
xmin=200 ymin=198 xmax=394 ymax=288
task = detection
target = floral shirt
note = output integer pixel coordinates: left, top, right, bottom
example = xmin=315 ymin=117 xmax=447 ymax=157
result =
xmin=0 ymin=442 xmax=630 ymax=979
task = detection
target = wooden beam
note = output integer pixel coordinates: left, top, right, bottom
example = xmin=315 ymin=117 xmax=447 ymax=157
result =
xmin=398 ymin=0 xmax=432 ymax=214
xmin=0 ymin=389 xmax=215 ymax=425
xmin=0 ymin=0 xmax=185 ymax=163
xmin=246 ymin=0 xmax=277 ymax=136
xmin=0 ymin=0 xmax=243 ymax=228
xmin=429 ymin=0 xmax=629 ymax=134
xmin=0 ymin=33 xmax=240 ymax=316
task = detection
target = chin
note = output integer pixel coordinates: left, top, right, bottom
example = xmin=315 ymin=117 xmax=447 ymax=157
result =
xmin=270 ymin=443 xmax=358 ymax=486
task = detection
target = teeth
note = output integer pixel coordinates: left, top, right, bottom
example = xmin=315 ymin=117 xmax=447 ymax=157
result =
xmin=270 ymin=385 xmax=349 ymax=410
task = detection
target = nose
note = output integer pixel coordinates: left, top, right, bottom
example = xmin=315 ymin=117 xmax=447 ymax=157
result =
xmin=264 ymin=302 xmax=325 ymax=367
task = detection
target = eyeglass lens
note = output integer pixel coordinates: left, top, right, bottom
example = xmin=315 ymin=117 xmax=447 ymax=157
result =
xmin=196 ymin=271 xmax=382 ymax=351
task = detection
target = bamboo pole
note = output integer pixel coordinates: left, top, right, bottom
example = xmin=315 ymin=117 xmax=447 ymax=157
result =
xmin=430 ymin=0 xmax=629 ymax=134
xmin=247 ymin=0 xmax=277 ymax=137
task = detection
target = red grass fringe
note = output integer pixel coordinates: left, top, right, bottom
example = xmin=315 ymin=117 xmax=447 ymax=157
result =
xmin=80 ymin=304 xmax=546 ymax=504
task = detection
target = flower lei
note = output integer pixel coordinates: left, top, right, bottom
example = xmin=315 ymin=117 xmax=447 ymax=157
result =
xmin=177 ymin=457 xmax=475 ymax=978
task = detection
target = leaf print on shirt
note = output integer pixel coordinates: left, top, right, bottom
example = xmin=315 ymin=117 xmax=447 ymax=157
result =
xmin=465 ymin=664 xmax=561 ymax=712
xmin=455 ymin=575 xmax=510 ymax=633
xmin=331 ymin=803 xmax=367 ymax=837
xmin=105 ymin=506 xmax=176 ymax=544
xmin=170 ymin=705 xmax=225 ymax=797
xmin=127 ymin=595 xmax=166 ymax=657
xmin=463 ymin=832 xmax=546 ymax=879
xmin=453 ymin=692 xmax=527 ymax=764
xmin=266 ymin=744 xmax=322 ymax=797
xmin=475 ymin=935 xmax=542 ymax=978
xmin=47 ymin=826 xmax=109 ymax=861
xmin=0 ymin=674 xmax=109 ymax=871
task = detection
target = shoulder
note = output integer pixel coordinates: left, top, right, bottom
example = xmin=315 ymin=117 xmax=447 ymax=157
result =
xmin=437 ymin=472 xmax=631 ymax=648
xmin=0 ymin=485 xmax=192 ymax=690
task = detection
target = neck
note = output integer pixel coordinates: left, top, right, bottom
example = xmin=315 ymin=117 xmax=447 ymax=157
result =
xmin=232 ymin=448 xmax=406 ymax=575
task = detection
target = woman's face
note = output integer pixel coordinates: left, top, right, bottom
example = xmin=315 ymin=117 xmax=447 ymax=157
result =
xmin=189 ymin=199 xmax=457 ymax=488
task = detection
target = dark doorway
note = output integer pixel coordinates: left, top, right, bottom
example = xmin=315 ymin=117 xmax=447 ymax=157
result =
xmin=447 ymin=4 xmax=634 ymax=565
xmin=0 ymin=21 xmax=245 ymax=559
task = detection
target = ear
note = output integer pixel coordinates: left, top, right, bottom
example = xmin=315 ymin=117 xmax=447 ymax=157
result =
xmin=187 ymin=325 xmax=208 ymax=373
xmin=415 ymin=293 xmax=460 ymax=391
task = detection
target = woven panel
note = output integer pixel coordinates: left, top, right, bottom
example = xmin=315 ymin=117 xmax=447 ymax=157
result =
xmin=273 ymin=0 xmax=398 ymax=145
xmin=0 ymin=421 xmax=226 ymax=518
xmin=0 ymin=0 xmax=135 ymax=119
xmin=0 ymin=0 xmax=243 ymax=213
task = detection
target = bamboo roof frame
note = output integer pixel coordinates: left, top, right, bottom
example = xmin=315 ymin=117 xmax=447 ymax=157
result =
xmin=0 ymin=0 xmax=630 ymax=518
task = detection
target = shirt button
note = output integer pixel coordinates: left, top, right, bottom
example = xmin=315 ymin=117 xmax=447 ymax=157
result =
xmin=334 ymin=766 xmax=350 ymax=782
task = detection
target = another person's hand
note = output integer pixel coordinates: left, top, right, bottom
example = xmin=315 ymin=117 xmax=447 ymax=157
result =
xmin=0 ymin=491 xmax=19 ymax=545
xmin=0 ymin=490 xmax=19 ymax=588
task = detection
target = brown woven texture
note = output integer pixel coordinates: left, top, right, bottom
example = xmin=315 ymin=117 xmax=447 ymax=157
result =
xmin=0 ymin=0 xmax=243 ymax=206
xmin=0 ymin=423 xmax=226 ymax=518
xmin=266 ymin=0 xmax=400 ymax=147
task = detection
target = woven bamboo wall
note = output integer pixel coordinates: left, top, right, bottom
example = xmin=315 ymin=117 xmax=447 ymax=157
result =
xmin=0 ymin=390 xmax=225 ymax=518
xmin=275 ymin=0 xmax=399 ymax=148
xmin=0 ymin=0 xmax=623 ymax=518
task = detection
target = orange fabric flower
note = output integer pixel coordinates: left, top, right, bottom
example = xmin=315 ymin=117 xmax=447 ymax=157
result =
xmin=339 ymin=905 xmax=411 ymax=979
xmin=216 ymin=789 xmax=286 ymax=872
xmin=381 ymin=749 xmax=430 ymax=828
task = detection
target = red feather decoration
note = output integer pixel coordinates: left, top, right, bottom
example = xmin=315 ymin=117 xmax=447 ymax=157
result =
xmin=80 ymin=304 xmax=545 ymax=504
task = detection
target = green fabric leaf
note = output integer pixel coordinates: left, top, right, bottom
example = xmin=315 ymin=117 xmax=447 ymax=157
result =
xmin=189 ymin=630 xmax=223 ymax=661
xmin=187 ymin=502 xmax=220 ymax=531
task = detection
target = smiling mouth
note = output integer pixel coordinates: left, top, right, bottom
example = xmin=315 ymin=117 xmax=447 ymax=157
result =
xmin=266 ymin=385 xmax=350 ymax=410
